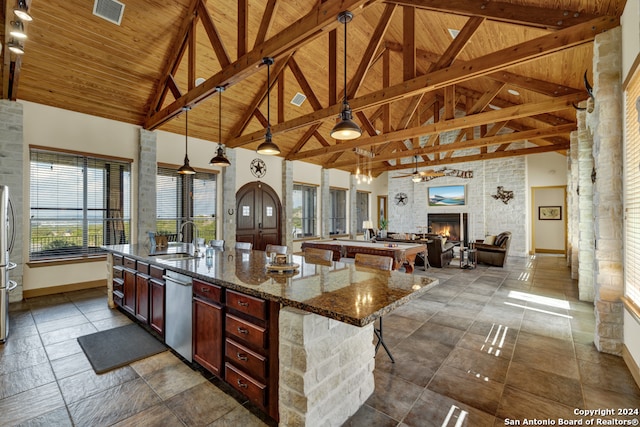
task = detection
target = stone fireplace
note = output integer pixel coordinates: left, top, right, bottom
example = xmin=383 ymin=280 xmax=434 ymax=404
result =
xmin=428 ymin=213 xmax=468 ymax=246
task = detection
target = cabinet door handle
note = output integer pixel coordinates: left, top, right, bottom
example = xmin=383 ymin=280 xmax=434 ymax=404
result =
xmin=237 ymin=327 xmax=248 ymax=334
xmin=237 ymin=379 xmax=248 ymax=388
xmin=201 ymin=287 xmax=210 ymax=293
xmin=236 ymin=352 xmax=248 ymax=361
xmin=237 ymin=301 xmax=249 ymax=307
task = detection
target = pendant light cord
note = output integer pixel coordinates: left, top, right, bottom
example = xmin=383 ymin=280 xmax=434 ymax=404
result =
xmin=343 ymin=16 xmax=348 ymax=104
xmin=267 ymin=60 xmax=271 ymax=132
xmin=219 ymin=89 xmax=222 ymax=144
xmin=185 ymin=108 xmax=188 ymax=152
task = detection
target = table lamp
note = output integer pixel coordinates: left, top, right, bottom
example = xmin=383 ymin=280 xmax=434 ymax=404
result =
xmin=363 ymin=220 xmax=374 ymax=240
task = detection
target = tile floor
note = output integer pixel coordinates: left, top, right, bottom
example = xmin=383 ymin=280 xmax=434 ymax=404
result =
xmin=1 ymin=254 xmax=639 ymax=426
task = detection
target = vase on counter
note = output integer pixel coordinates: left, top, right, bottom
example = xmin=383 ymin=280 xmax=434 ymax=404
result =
xmin=380 ymin=229 xmax=387 ymax=238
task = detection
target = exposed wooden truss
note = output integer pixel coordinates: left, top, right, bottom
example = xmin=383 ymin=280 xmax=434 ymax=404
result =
xmin=3 ymin=0 xmax=626 ymax=176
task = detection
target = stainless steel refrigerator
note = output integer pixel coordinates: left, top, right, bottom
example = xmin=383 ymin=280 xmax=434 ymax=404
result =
xmin=1 ymin=185 xmax=18 ymax=343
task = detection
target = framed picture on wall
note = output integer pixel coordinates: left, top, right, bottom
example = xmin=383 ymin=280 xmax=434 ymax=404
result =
xmin=539 ymin=206 xmax=562 ymax=220
xmin=428 ymin=185 xmax=466 ymax=206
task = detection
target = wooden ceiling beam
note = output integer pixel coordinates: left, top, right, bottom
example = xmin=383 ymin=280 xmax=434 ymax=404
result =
xmin=285 ymin=123 xmax=324 ymax=158
xmin=383 ymin=0 xmax=601 ymax=30
xmin=403 ymin=6 xmax=416 ymax=82
xmin=228 ymin=53 xmax=292 ymax=138
xmin=145 ymin=0 xmax=376 ymax=130
xmin=384 ymin=41 xmax=582 ymax=97
xmin=228 ymin=16 xmax=613 ymax=149
xmin=197 ymin=0 xmax=231 ymax=68
xmin=330 ymin=122 xmax=573 ymax=168
xmin=238 ymin=0 xmax=248 ymax=58
xmin=287 ymin=92 xmax=583 ymax=160
xmin=254 ymin=0 xmax=278 ymax=48
xmin=378 ymin=143 xmax=570 ymax=174
xmin=347 ymin=3 xmax=397 ymax=99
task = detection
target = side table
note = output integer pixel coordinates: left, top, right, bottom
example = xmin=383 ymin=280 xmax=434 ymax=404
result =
xmin=460 ymin=246 xmax=477 ymax=269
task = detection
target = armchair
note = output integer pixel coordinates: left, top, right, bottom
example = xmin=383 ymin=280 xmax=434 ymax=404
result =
xmin=475 ymin=232 xmax=512 ymax=267
xmin=425 ymin=235 xmax=455 ymax=268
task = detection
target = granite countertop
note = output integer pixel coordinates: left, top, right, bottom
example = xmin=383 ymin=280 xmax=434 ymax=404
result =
xmin=104 ymin=244 xmax=439 ymax=327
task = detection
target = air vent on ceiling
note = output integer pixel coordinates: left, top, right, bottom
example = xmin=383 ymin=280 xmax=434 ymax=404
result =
xmin=448 ymin=29 xmax=460 ymax=39
xmin=290 ymin=92 xmax=307 ymax=107
xmin=93 ymin=0 xmax=125 ymax=26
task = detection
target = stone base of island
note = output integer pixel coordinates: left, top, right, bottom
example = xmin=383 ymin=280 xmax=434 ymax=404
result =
xmin=103 ymin=243 xmax=438 ymax=426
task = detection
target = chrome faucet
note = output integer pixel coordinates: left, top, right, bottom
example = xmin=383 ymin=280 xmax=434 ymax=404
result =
xmin=179 ymin=220 xmax=201 ymax=257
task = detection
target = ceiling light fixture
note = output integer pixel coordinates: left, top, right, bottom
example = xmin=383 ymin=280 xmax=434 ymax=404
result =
xmin=14 ymin=0 xmax=32 ymax=22
xmin=178 ymin=107 xmax=196 ymax=175
xmin=10 ymin=20 xmax=27 ymax=39
xmin=8 ymin=39 xmax=25 ymax=55
xmin=411 ymin=156 xmax=422 ymax=183
xmin=330 ymin=11 xmax=362 ymax=141
xmin=209 ymin=86 xmax=231 ymax=167
xmin=256 ymin=57 xmax=280 ymax=155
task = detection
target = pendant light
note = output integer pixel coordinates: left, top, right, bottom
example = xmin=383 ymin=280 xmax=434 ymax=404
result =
xmin=14 ymin=0 xmax=32 ymax=22
xmin=256 ymin=57 xmax=280 ymax=155
xmin=330 ymin=11 xmax=362 ymax=141
xmin=209 ymin=86 xmax=231 ymax=167
xmin=178 ymin=107 xmax=196 ymax=175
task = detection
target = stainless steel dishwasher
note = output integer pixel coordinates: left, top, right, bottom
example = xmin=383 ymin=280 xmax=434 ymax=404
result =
xmin=163 ymin=270 xmax=193 ymax=362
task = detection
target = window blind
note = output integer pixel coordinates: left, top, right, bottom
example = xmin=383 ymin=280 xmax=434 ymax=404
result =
xmin=625 ymin=70 xmax=640 ymax=306
xmin=29 ymin=149 xmax=131 ymax=260
xmin=293 ymin=184 xmax=317 ymax=238
xmin=330 ymin=188 xmax=347 ymax=235
xmin=356 ymin=191 xmax=369 ymax=233
xmin=156 ymin=166 xmax=217 ymax=243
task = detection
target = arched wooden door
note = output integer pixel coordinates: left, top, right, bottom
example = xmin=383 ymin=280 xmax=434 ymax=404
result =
xmin=236 ymin=182 xmax=282 ymax=251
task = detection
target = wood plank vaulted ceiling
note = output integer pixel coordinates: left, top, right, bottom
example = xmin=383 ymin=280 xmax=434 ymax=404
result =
xmin=1 ymin=0 xmax=627 ymax=176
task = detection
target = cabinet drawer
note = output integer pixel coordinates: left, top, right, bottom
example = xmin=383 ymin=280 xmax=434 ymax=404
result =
xmin=150 ymin=264 xmax=165 ymax=280
xmin=193 ymin=279 xmax=222 ymax=303
xmin=113 ymin=278 xmax=124 ymax=293
xmin=113 ymin=254 xmax=123 ymax=266
xmin=225 ymin=363 xmax=266 ymax=407
xmin=113 ymin=266 xmax=123 ymax=280
xmin=113 ymin=291 xmax=123 ymax=307
xmin=124 ymin=257 xmax=136 ymax=270
xmin=226 ymin=314 xmax=267 ymax=349
xmin=226 ymin=290 xmax=266 ymax=320
xmin=225 ymin=338 xmax=266 ymax=381
xmin=137 ymin=261 xmax=150 ymax=275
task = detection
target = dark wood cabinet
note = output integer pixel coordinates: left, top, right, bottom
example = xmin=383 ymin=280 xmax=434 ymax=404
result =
xmin=122 ymin=268 xmax=136 ymax=316
xmin=192 ymin=279 xmax=223 ymax=377
xmin=135 ymin=273 xmax=150 ymax=324
xmin=224 ymin=290 xmax=279 ymax=420
xmin=149 ymin=278 xmax=165 ymax=336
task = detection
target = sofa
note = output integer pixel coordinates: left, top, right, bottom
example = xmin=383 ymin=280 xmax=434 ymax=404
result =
xmin=474 ymin=231 xmax=512 ymax=267
xmin=425 ymin=234 xmax=455 ymax=268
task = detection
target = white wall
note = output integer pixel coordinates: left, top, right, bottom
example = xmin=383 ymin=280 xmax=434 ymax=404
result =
xmin=622 ymin=0 xmax=640 ymax=384
xmin=622 ymin=0 xmax=640 ymax=81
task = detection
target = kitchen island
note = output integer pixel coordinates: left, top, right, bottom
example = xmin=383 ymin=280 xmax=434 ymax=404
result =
xmin=103 ymin=243 xmax=438 ymax=426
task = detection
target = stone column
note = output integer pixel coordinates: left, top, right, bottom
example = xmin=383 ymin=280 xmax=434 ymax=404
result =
xmin=589 ymin=27 xmax=624 ymax=355
xmin=569 ymin=131 xmax=579 ymax=279
xmin=278 ymin=307 xmax=375 ymax=426
xmin=320 ymin=168 xmax=330 ymax=238
xmin=349 ymin=174 xmax=357 ymax=239
xmin=0 ymin=101 xmax=24 ymax=302
xmin=221 ymin=148 xmax=237 ymax=247
xmin=137 ymin=129 xmax=157 ymax=246
xmin=282 ymin=160 xmax=293 ymax=248
xmin=577 ymin=106 xmax=595 ymax=302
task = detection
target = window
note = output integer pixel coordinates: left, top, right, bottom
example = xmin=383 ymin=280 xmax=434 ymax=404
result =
xmin=624 ymin=68 xmax=640 ymax=306
xmin=293 ymin=184 xmax=317 ymax=238
xmin=356 ymin=191 xmax=369 ymax=233
xmin=329 ymin=188 xmax=347 ymax=235
xmin=29 ymin=148 xmax=131 ymax=260
xmin=156 ymin=166 xmax=217 ymax=243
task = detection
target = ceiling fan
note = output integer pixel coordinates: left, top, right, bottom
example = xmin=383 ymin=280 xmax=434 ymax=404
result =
xmin=393 ymin=156 xmax=445 ymax=182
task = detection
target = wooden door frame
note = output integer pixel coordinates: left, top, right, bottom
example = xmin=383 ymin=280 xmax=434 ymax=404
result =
xmin=236 ymin=181 xmax=282 ymax=249
xmin=530 ymin=185 xmax=567 ymax=255
xmin=377 ymin=195 xmax=388 ymax=230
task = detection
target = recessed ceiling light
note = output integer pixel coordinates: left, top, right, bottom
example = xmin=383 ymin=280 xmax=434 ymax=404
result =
xmin=508 ymin=89 xmax=520 ymax=96
xmin=448 ymin=29 xmax=459 ymax=39
xmin=489 ymin=104 xmax=501 ymax=110
xmin=195 ymin=77 xmax=206 ymax=86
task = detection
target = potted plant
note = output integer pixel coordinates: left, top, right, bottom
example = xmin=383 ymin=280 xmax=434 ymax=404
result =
xmin=155 ymin=230 xmax=170 ymax=248
xmin=379 ymin=216 xmax=388 ymax=238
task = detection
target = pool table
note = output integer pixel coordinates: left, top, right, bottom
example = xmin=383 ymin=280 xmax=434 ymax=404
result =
xmin=301 ymin=239 xmax=427 ymax=273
